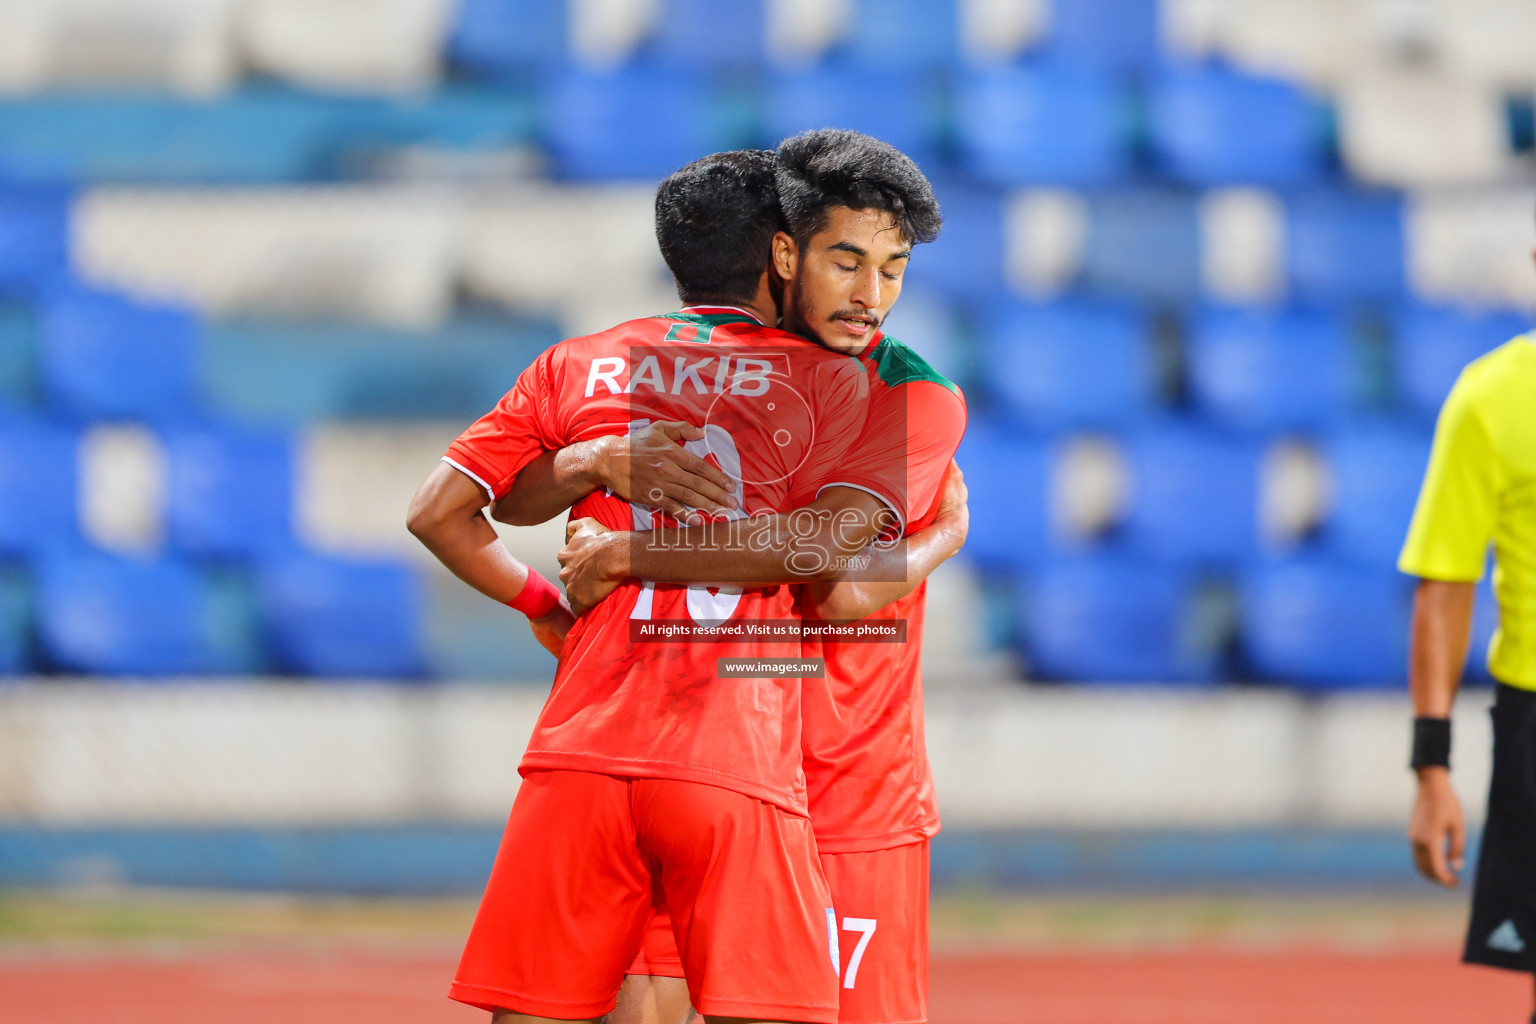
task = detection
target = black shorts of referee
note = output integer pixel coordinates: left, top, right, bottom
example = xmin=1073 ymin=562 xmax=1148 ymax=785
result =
xmin=1466 ymin=683 xmax=1536 ymax=973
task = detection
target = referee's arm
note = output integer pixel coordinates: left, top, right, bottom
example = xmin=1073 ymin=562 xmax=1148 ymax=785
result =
xmin=1407 ymin=580 xmax=1475 ymax=886
xmin=1399 ymin=374 xmax=1502 ymax=887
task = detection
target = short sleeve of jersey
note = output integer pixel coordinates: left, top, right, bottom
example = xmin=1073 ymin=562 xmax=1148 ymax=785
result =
xmin=444 ymin=347 xmax=565 ymax=502
xmin=1399 ymin=370 xmax=1503 ymax=582
xmin=826 ymin=379 xmax=967 ymax=533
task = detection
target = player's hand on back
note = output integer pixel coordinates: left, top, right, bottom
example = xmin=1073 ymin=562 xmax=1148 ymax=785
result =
xmin=591 ymin=421 xmax=737 ymax=525
xmin=1409 ymin=766 xmax=1466 ymax=887
xmin=527 ymin=595 xmax=575 ymax=658
xmin=559 ymin=518 xmax=624 ymax=616
xmin=937 ymin=459 xmax=969 ymax=541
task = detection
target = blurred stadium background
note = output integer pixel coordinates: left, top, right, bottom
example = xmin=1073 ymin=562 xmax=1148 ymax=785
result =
xmin=1 ymin=0 xmax=1535 ymax=1020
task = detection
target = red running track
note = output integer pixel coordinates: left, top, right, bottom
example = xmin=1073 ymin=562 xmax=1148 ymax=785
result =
xmin=0 ymin=948 xmax=1528 ymax=1023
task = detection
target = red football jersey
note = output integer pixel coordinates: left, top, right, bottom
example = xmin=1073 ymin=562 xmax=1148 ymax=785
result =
xmin=444 ymin=307 xmax=871 ymax=815
xmin=800 ymin=332 xmax=967 ymax=852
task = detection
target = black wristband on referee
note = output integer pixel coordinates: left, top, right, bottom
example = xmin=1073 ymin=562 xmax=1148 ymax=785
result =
xmin=1411 ymin=717 xmax=1452 ymax=770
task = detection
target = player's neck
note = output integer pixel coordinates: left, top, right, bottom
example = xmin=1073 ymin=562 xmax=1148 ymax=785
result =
xmin=729 ymin=271 xmax=784 ymax=329
xmin=681 ymin=300 xmax=772 ymax=325
xmin=681 ymin=296 xmax=776 ymax=328
xmin=736 ymin=295 xmax=777 ymax=326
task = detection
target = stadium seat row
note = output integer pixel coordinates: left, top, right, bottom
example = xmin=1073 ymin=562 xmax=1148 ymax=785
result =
xmin=11 ymin=181 xmax=1527 ymax=339
xmin=0 ymin=417 xmax=291 ymax=561
xmin=0 ymin=551 xmax=423 ymax=678
xmin=1012 ymin=554 xmax=1498 ymax=688
xmin=536 ymin=61 xmax=1355 ymax=186
xmin=0 ymin=90 xmax=538 ymax=185
xmin=7 ymin=1 xmax=1531 ymax=96
xmin=0 ymin=404 xmax=1438 ymax=573
xmin=0 ymin=64 xmax=1514 ymax=190
xmin=451 ymin=0 xmax=1536 ymax=97
xmin=0 ymin=288 xmax=558 ymax=425
xmin=0 ymin=542 xmax=1488 ymax=689
xmin=978 ymin=301 xmax=1529 ymax=430
xmin=2 ymin=281 xmax=1522 ymax=432
xmin=0 ymin=0 xmax=1166 ymax=94
xmin=960 ymin=418 xmax=1432 ymax=571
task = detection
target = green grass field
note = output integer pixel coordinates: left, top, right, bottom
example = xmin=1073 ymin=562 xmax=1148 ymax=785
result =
xmin=0 ymin=887 xmax=1471 ymax=955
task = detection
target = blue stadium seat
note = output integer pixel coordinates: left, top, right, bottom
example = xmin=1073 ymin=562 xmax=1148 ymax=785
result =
xmin=1286 ymin=191 xmax=1404 ymax=305
xmin=0 ymin=93 xmax=538 ymax=184
xmin=955 ymin=423 xmax=1053 ymax=571
xmin=955 ymin=65 xmax=1128 ymax=186
xmin=1082 ymin=190 xmax=1201 ymax=300
xmin=203 ymin=566 xmax=265 ymax=675
xmin=0 ymin=568 xmax=29 ymax=675
xmin=649 ymin=0 xmax=767 ymax=69
xmin=447 ymin=0 xmax=567 ymax=79
xmin=839 ymin=0 xmax=961 ymax=70
xmin=0 ymin=303 xmax=34 ymax=407
xmin=764 ymin=67 xmax=938 ymax=169
xmin=543 ymin=67 xmax=713 ymax=181
xmin=36 ymin=553 xmax=210 ymax=675
xmin=39 ymin=289 xmax=198 ymax=424
xmin=1319 ymin=420 xmax=1432 ymax=567
xmin=913 ymin=182 xmax=1008 ymax=301
xmin=1240 ymin=558 xmax=1410 ymax=688
xmin=1395 ymin=305 xmax=1530 ymax=421
xmin=258 ymin=555 xmax=426 ymax=678
xmin=0 ymin=416 xmax=78 ymax=557
xmin=1186 ymin=307 xmax=1352 ymax=431
xmin=981 ymin=301 xmax=1153 ymax=429
xmin=1045 ymin=0 xmax=1161 ymax=74
xmin=0 ymin=95 xmax=333 ymax=184
xmin=165 ymin=426 xmax=294 ymax=561
xmin=1122 ymin=423 xmax=1263 ymax=565
xmin=1148 ymin=66 xmax=1323 ymax=185
xmin=0 ymin=183 xmax=69 ymax=294
xmin=203 ymin=318 xmax=558 ymax=423
xmin=1020 ymin=558 xmax=1217 ymax=682
xmin=351 ymin=88 xmax=540 ymax=155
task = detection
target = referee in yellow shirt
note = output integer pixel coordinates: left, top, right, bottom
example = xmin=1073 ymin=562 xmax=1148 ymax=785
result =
xmin=1400 ymin=330 xmax=1536 ymax=1002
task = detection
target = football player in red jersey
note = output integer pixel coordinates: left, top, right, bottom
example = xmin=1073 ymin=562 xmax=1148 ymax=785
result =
xmin=551 ymin=131 xmax=967 ymax=1024
xmin=410 ymin=148 xmax=934 ymax=1024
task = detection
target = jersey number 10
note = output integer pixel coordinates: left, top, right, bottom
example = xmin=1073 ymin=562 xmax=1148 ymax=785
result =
xmin=626 ymin=419 xmax=746 ymax=628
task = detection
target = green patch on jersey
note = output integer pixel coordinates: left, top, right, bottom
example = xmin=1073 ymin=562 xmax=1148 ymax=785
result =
xmin=868 ymin=335 xmax=961 ymax=395
xmin=655 ymin=310 xmax=761 ymax=344
xmin=663 ymin=321 xmax=714 ymax=343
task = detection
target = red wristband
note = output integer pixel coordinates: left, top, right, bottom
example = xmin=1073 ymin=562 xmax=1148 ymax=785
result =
xmin=507 ymin=568 xmax=560 ymax=619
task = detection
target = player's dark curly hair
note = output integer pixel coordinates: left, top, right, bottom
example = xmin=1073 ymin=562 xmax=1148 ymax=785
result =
xmin=775 ymin=129 xmax=942 ymax=250
xmin=655 ymin=149 xmax=784 ymax=306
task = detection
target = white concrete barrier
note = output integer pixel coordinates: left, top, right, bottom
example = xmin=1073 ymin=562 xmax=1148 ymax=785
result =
xmin=0 ymin=682 xmax=1495 ymax=829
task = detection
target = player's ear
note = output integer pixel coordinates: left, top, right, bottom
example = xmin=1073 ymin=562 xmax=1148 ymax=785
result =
xmin=771 ymin=230 xmax=797 ymax=283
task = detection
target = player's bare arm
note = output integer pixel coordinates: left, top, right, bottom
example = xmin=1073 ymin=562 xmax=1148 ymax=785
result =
xmin=1408 ymin=577 xmax=1476 ymax=887
xmin=406 ymin=462 xmax=575 ymax=655
xmin=805 ymin=460 xmax=968 ymax=624
xmin=557 ymin=485 xmax=896 ymax=614
xmin=493 ymin=420 xmax=738 ymax=527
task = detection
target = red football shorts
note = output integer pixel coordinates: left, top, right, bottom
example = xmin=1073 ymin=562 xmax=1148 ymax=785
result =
xmin=823 ymin=842 xmax=930 ymax=1024
xmin=629 ymin=906 xmax=686 ymax=979
xmin=627 ymin=840 xmax=930 ymax=1024
xmin=450 ymin=769 xmax=840 ymax=1022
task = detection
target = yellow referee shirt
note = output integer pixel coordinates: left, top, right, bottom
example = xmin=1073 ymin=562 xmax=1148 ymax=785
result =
xmin=1399 ymin=335 xmax=1536 ymax=689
